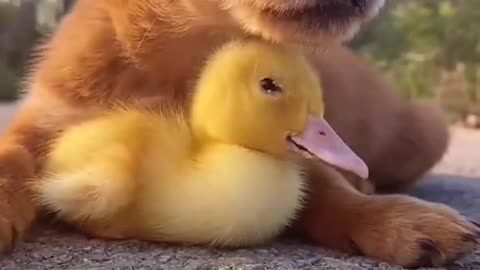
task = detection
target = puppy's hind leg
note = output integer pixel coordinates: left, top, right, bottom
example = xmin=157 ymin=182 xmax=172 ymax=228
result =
xmin=371 ymin=102 xmax=450 ymax=192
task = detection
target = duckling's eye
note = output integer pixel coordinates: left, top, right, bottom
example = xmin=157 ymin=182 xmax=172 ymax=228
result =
xmin=260 ymin=78 xmax=282 ymax=95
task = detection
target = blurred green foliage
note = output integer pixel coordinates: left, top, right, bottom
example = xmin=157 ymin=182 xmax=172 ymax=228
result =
xmin=0 ymin=1 xmax=37 ymax=100
xmin=350 ymin=0 xmax=480 ymax=119
xmin=0 ymin=59 xmax=18 ymax=101
xmin=0 ymin=0 xmax=70 ymax=100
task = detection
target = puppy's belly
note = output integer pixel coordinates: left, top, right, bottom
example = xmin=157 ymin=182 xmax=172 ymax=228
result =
xmin=134 ymin=146 xmax=307 ymax=247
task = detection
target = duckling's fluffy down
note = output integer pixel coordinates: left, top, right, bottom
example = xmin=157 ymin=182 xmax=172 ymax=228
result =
xmin=31 ymin=110 xmax=156 ymax=221
xmin=135 ymin=143 xmax=308 ymax=247
xmin=31 ymin=109 xmax=308 ymax=247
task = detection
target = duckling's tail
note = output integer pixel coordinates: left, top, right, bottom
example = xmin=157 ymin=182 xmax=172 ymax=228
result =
xmin=31 ymin=165 xmax=136 ymax=222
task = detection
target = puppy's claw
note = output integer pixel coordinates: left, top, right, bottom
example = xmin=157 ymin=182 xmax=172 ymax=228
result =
xmin=461 ymin=233 xmax=479 ymax=244
xmin=348 ymin=239 xmax=364 ymax=256
xmin=416 ymin=239 xmax=445 ymax=267
xmin=469 ymin=219 xmax=480 ymax=228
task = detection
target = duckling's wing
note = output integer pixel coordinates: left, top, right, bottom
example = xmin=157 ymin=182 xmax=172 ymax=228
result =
xmin=32 ymin=110 xmax=150 ymax=222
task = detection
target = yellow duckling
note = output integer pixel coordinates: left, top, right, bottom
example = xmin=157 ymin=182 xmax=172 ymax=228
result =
xmin=31 ymin=40 xmax=368 ymax=247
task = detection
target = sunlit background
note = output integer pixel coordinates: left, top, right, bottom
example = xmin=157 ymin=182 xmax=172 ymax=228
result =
xmin=0 ymin=0 xmax=479 ymax=128
xmin=350 ymin=0 xmax=480 ymax=127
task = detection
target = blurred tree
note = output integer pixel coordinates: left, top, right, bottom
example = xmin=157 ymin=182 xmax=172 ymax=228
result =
xmin=0 ymin=0 xmax=71 ymax=100
xmin=0 ymin=1 xmax=37 ymax=100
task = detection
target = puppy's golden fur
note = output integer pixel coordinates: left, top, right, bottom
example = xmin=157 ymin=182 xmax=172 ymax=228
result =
xmin=0 ymin=0 xmax=478 ymax=267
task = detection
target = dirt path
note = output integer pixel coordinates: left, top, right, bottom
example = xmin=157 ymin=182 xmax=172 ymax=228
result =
xmin=434 ymin=126 xmax=480 ymax=177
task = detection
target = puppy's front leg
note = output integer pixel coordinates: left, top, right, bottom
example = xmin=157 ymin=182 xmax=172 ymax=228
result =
xmin=0 ymin=94 xmax=87 ymax=252
xmin=0 ymin=111 xmax=53 ymax=252
xmin=293 ymin=160 xmax=479 ymax=268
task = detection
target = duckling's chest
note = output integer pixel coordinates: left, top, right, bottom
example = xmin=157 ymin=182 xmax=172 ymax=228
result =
xmin=134 ymin=145 xmax=307 ymax=247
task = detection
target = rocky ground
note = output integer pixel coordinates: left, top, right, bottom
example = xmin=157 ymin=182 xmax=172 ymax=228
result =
xmin=0 ymin=102 xmax=479 ymax=270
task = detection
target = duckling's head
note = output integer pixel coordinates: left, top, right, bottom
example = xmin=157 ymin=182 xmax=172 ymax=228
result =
xmin=191 ymin=40 xmax=368 ymax=179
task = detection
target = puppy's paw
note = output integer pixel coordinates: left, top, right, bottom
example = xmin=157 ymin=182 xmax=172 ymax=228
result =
xmin=0 ymin=213 xmax=16 ymax=253
xmin=0 ymin=179 xmax=37 ymax=253
xmin=351 ymin=195 xmax=479 ymax=268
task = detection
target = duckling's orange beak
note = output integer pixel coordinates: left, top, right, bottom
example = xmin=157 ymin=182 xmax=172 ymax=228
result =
xmin=289 ymin=117 xmax=369 ymax=179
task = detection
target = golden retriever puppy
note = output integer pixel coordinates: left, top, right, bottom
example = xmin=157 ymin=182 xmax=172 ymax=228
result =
xmin=0 ymin=0 xmax=477 ymax=267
